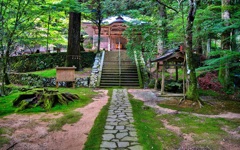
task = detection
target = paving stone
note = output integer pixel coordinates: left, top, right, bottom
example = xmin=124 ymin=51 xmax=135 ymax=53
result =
xmin=104 ymin=130 xmax=118 ymax=134
xmin=102 ymin=134 xmax=115 ymax=140
xmin=105 ymin=125 xmax=114 ymax=130
xmin=118 ymin=122 xmax=129 ymax=126
xmin=108 ymin=115 xmax=117 ymax=119
xmin=116 ymin=126 xmax=125 ymax=130
xmin=119 ymin=118 xmax=128 ymax=121
xmin=126 ymin=113 xmax=133 ymax=116
xmin=118 ymin=115 xmax=127 ymax=118
xmin=111 ymin=139 xmax=120 ymax=142
xmin=101 ymin=89 xmax=142 ymax=149
xmin=117 ymin=142 xmax=130 ymax=147
xmin=129 ymin=132 xmax=137 ymax=137
xmin=121 ymin=136 xmax=138 ymax=142
xmin=131 ymin=142 xmax=140 ymax=145
xmin=106 ymin=122 xmax=118 ymax=126
xmin=116 ymin=132 xmax=128 ymax=139
xmin=119 ymin=129 xmax=129 ymax=133
xmin=129 ymin=145 xmax=143 ymax=150
xmin=100 ymin=141 xmax=117 ymax=148
xmin=106 ymin=118 xmax=117 ymax=122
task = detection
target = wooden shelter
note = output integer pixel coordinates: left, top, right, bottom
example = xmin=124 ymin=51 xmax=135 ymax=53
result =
xmin=151 ymin=46 xmax=186 ymax=97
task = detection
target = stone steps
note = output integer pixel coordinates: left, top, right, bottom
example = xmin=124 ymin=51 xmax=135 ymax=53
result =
xmin=100 ymin=51 xmax=139 ymax=87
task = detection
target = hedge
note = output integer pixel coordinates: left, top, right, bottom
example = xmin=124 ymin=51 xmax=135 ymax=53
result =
xmin=9 ymin=52 xmax=96 ymax=72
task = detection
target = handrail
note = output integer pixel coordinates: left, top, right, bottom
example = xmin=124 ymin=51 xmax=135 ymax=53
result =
xmin=118 ymin=39 xmax=121 ymax=86
xmin=134 ymin=51 xmax=143 ymax=88
xmin=97 ymin=51 xmax=105 ymax=87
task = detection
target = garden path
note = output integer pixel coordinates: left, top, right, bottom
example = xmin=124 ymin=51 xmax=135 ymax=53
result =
xmin=100 ymin=89 xmax=143 ymax=150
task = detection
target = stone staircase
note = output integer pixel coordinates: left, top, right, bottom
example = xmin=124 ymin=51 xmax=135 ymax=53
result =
xmin=100 ymin=51 xmax=140 ymax=87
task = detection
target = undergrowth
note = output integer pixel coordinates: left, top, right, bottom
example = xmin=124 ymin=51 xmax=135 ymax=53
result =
xmin=48 ymin=111 xmax=82 ymax=131
xmin=129 ymin=95 xmax=181 ymax=150
xmin=83 ymin=89 xmax=112 ymax=150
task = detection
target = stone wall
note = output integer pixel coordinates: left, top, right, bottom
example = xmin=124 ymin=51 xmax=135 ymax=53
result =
xmin=89 ymin=52 xmax=103 ymax=87
xmin=9 ymin=73 xmax=89 ymax=87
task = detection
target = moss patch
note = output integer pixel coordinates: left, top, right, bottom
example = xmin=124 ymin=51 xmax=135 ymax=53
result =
xmin=83 ymin=89 xmax=112 ymax=150
xmin=48 ymin=111 xmax=82 ymax=131
xmin=129 ymin=95 xmax=181 ymax=149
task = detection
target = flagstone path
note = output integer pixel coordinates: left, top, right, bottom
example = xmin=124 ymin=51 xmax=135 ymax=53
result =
xmin=100 ymin=89 xmax=143 ymax=150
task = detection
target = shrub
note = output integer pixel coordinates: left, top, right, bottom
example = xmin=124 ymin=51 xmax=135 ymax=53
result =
xmin=198 ymin=72 xmax=223 ymax=92
xmin=10 ymin=52 xmax=96 ymax=72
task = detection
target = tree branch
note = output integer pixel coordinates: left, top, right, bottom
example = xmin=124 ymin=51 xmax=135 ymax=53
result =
xmin=156 ymin=0 xmax=178 ymax=13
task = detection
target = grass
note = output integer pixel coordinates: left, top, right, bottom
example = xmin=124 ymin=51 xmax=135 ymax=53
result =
xmin=31 ymin=69 xmax=56 ymax=77
xmin=0 ymin=127 xmax=12 ymax=147
xmin=158 ymin=98 xmax=240 ymax=115
xmin=48 ymin=111 xmax=82 ymax=131
xmin=130 ymin=95 xmax=240 ymax=149
xmin=83 ymin=89 xmax=112 ymax=150
xmin=30 ymin=67 xmax=92 ymax=78
xmin=0 ymin=87 xmax=97 ymax=117
xmin=0 ymin=136 xmax=10 ymax=148
xmin=129 ymin=95 xmax=181 ymax=150
xmin=159 ymin=114 xmax=240 ymax=149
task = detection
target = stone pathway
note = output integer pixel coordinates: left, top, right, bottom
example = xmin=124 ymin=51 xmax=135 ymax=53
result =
xmin=100 ymin=89 xmax=143 ymax=150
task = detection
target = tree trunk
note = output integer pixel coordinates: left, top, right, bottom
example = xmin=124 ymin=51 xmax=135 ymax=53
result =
xmin=219 ymin=0 xmax=231 ymax=88
xmin=185 ymin=0 xmax=199 ymax=101
xmin=97 ymin=22 xmax=101 ymax=52
xmin=3 ymin=43 xmax=11 ymax=85
xmin=66 ymin=11 xmax=81 ymax=70
xmin=159 ymin=4 xmax=168 ymax=47
xmin=206 ymin=38 xmax=211 ymax=57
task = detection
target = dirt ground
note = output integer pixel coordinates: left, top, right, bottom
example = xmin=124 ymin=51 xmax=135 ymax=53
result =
xmin=1 ymin=89 xmax=240 ymax=150
xmin=0 ymin=89 xmax=109 ymax=150
xmin=128 ymin=89 xmax=240 ymax=150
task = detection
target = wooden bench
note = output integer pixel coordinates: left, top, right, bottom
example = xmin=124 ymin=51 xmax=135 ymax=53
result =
xmin=56 ymin=66 xmax=76 ymax=88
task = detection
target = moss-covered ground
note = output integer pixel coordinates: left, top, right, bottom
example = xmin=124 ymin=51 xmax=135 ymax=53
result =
xmin=0 ymin=87 xmax=97 ymax=117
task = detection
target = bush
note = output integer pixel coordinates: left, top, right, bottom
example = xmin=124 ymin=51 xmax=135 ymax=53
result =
xmin=10 ymin=52 xmax=96 ymax=72
xmin=198 ymin=72 xmax=223 ymax=92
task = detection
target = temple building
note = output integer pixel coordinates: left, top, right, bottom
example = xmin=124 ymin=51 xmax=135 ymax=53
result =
xmin=82 ymin=16 xmax=136 ymax=51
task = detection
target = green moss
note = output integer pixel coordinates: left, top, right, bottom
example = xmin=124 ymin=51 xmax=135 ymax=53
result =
xmin=31 ymin=69 xmax=56 ymax=77
xmin=159 ymin=114 xmax=240 ymax=149
xmin=48 ymin=111 xmax=82 ymax=131
xmin=0 ymin=136 xmax=10 ymax=147
xmin=0 ymin=88 xmax=96 ymax=117
xmin=83 ymin=89 xmax=112 ymax=150
xmin=0 ymin=127 xmax=13 ymax=147
xmin=129 ymin=95 xmax=181 ymax=150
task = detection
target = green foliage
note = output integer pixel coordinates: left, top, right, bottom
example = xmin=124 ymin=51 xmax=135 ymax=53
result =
xmin=48 ymin=111 xmax=82 ymax=131
xmin=10 ymin=52 xmax=95 ymax=72
xmin=197 ymin=50 xmax=240 ymax=72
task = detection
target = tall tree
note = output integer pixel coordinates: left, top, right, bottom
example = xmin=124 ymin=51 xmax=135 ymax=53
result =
xmin=84 ymin=0 xmax=104 ymax=52
xmin=66 ymin=0 xmax=82 ymax=70
xmin=0 ymin=0 xmax=45 ymax=95
xmin=185 ymin=0 xmax=199 ymax=102
xmin=218 ymin=0 xmax=231 ymax=88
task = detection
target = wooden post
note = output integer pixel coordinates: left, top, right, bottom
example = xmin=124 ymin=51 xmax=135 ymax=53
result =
xmin=154 ymin=62 xmax=159 ymax=90
xmin=161 ymin=62 xmax=165 ymax=95
xmin=175 ymin=62 xmax=178 ymax=81
xmin=183 ymin=64 xmax=186 ymax=100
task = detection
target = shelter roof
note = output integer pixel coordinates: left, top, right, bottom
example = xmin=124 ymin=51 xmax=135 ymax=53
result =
xmin=151 ymin=47 xmax=185 ymax=63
